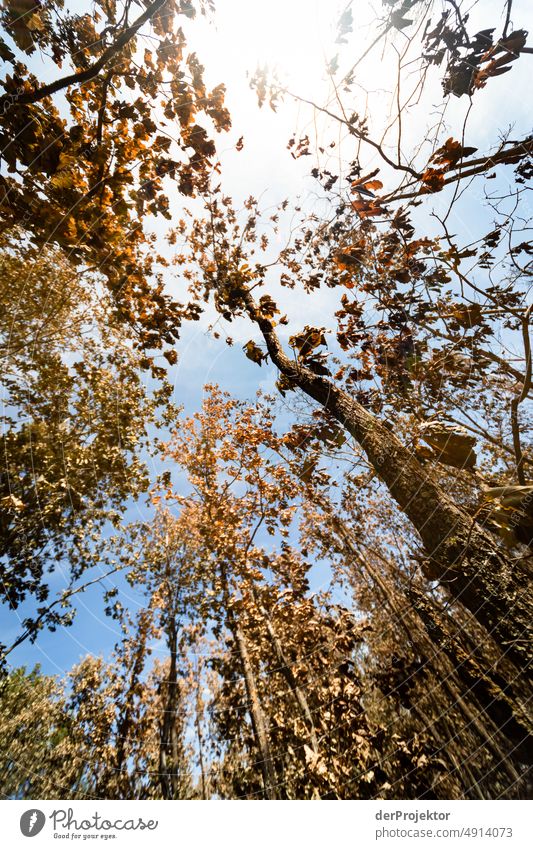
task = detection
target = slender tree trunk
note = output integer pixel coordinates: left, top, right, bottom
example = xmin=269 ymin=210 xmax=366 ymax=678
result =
xmin=194 ymin=658 xmax=209 ymax=800
xmin=410 ymin=702 xmax=485 ymax=800
xmin=324 ymin=506 xmax=529 ymax=788
xmin=256 ymin=602 xmax=322 ymax=798
xmin=407 ymin=585 xmax=532 ymax=766
xmin=221 ymin=568 xmax=278 ymax=799
xmin=159 ymin=619 xmax=182 ymax=799
xmin=258 ymin=604 xmax=320 ymax=756
xmin=110 ymin=619 xmax=150 ymax=798
xmin=244 ymin=290 xmax=532 ymax=671
xmin=232 ymin=620 xmax=279 ymax=799
xmin=435 ymin=713 xmax=487 ymax=801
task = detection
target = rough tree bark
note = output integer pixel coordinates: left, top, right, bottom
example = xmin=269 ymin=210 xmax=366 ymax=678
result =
xmin=242 ymin=288 xmax=532 ymax=673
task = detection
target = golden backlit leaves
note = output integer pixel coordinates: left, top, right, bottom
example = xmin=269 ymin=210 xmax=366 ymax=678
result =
xmin=142 ymin=388 xmax=417 ymax=798
xmin=0 ymin=0 xmax=532 ymax=802
xmin=481 ymin=485 xmax=533 ymax=549
xmin=350 ymin=173 xmax=386 ymax=217
xmin=2 ymin=0 xmax=51 ymax=54
xmin=448 ymin=303 xmax=485 ymax=329
xmin=289 ymin=326 xmax=327 ymax=359
xmin=431 ymin=137 xmax=478 ymax=169
xmin=0 ymin=0 xmax=231 ymax=365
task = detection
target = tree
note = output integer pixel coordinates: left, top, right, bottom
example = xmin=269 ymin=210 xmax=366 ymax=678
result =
xmin=117 ymin=508 xmax=202 ymax=799
xmin=2 ymin=385 xmax=529 ymax=799
xmin=178 ymin=0 xmax=532 ymax=682
xmin=0 ymin=230 xmax=169 ymax=658
xmin=298 ymin=483 xmax=531 ymax=796
xmin=0 ymin=666 xmax=87 ymax=798
xmin=0 ymin=0 xmax=230 ymax=365
xmin=0 ymin=641 xmax=194 ymax=799
xmin=146 ymin=386 xmax=476 ymax=799
xmin=2 ymin=0 xmax=532 ymax=803
xmin=66 ymin=629 xmax=193 ymax=800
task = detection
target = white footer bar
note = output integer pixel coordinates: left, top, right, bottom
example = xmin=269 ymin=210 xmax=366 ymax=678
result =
xmin=2 ymin=799 xmax=531 ymax=849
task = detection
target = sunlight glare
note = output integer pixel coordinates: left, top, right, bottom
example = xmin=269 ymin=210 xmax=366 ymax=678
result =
xmin=216 ymin=0 xmax=334 ymax=94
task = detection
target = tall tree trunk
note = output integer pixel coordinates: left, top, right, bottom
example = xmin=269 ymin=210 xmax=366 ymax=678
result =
xmin=109 ymin=616 xmax=150 ymax=798
xmin=407 ymin=585 xmax=532 ymax=766
xmin=232 ymin=620 xmax=279 ymax=799
xmin=322 ymin=504 xmax=529 ymax=788
xmin=159 ymin=618 xmax=182 ymax=799
xmin=244 ymin=289 xmax=532 ymax=671
xmin=256 ymin=601 xmax=322 ymax=798
xmin=258 ymin=603 xmax=320 ymax=756
xmin=194 ymin=658 xmax=209 ymax=800
xmin=221 ymin=568 xmax=278 ymax=799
